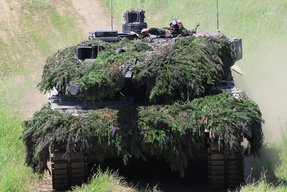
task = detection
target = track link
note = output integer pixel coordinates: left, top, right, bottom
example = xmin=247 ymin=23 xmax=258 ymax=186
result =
xmin=207 ymin=135 xmax=244 ymax=190
xmin=51 ymin=150 xmax=87 ymax=190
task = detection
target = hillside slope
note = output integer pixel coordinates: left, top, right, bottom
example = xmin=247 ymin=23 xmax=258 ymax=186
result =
xmin=71 ymin=0 xmax=111 ymax=35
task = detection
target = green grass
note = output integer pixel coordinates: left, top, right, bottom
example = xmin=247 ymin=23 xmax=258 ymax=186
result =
xmin=18 ymin=3 xmax=82 ymax=76
xmin=241 ymin=179 xmax=287 ymax=192
xmin=275 ymin=132 xmax=287 ymax=180
xmin=0 ymin=79 xmax=20 ymax=112
xmin=73 ymin=168 xmax=161 ymax=192
xmin=0 ymin=119 xmax=34 ymax=192
xmin=0 ymin=108 xmax=36 ymax=192
xmin=73 ymin=169 xmax=135 ymax=192
xmin=0 ymin=77 xmax=38 ymax=191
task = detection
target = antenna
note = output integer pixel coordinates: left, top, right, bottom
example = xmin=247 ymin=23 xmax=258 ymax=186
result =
xmin=111 ymin=0 xmax=114 ymax=30
xmin=216 ymin=0 xmax=220 ymax=32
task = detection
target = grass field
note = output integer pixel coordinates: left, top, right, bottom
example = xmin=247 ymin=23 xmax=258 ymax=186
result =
xmin=73 ymin=169 xmax=135 ymax=192
xmin=1 ymin=0 xmax=287 ymax=191
xmin=0 ymin=76 xmax=31 ymax=191
xmin=0 ymin=112 xmax=33 ymax=192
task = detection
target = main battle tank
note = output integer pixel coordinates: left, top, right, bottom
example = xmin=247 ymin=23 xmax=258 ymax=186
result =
xmin=22 ymin=10 xmax=263 ymax=191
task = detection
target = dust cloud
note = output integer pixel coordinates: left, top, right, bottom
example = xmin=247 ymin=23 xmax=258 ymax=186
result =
xmin=235 ymin=39 xmax=287 ymax=143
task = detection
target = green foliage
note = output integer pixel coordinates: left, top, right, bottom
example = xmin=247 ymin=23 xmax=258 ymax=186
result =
xmin=191 ymin=93 xmax=263 ymax=155
xmin=134 ymin=36 xmax=234 ymax=102
xmin=38 ymin=39 xmax=152 ymax=100
xmin=73 ymin=168 xmax=135 ymax=192
xmin=22 ymin=106 xmax=123 ymax=174
xmin=241 ymin=179 xmax=287 ymax=192
xmin=38 ymin=35 xmax=234 ymax=103
xmin=22 ymin=92 xmax=263 ymax=176
xmin=73 ymin=168 xmax=161 ymax=192
xmin=37 ymin=46 xmax=80 ymax=93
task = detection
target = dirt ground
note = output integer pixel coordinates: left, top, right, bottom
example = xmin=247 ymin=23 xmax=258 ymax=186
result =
xmin=71 ymin=0 xmax=112 ymax=36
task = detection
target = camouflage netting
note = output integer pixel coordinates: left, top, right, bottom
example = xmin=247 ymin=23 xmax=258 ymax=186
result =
xmin=37 ymin=35 xmax=234 ymax=102
xmin=22 ymin=92 xmax=263 ymax=176
xmin=23 ymin=35 xmax=263 ymax=177
xmin=37 ymin=39 xmax=152 ymax=101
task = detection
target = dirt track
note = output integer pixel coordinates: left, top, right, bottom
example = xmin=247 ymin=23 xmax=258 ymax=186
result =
xmin=71 ymin=0 xmax=112 ymax=36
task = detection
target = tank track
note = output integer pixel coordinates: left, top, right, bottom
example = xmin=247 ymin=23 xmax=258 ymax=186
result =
xmin=51 ymin=150 xmax=87 ymax=190
xmin=207 ymin=133 xmax=244 ymax=190
xmin=51 ymin=134 xmax=244 ymax=191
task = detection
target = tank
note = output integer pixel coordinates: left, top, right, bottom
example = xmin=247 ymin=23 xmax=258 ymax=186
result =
xmin=22 ymin=10 xmax=263 ymax=191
